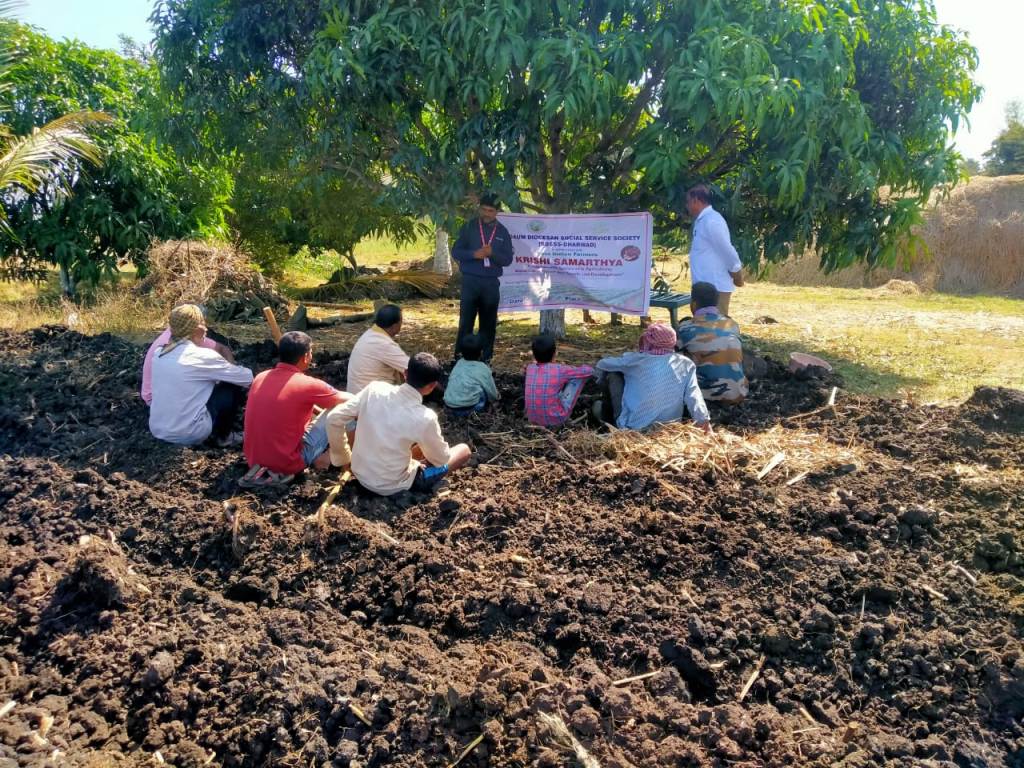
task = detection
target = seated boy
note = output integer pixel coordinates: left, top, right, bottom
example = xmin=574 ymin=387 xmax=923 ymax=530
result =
xmin=326 ymin=353 xmax=472 ymax=496
xmin=141 ymin=304 xmax=234 ymax=406
xmin=593 ymin=322 xmax=712 ymax=432
xmin=676 ymin=281 xmax=748 ymax=404
xmin=240 ymin=331 xmax=351 ymax=486
xmin=149 ymin=304 xmax=254 ymax=446
xmin=524 ymin=333 xmax=593 ymax=426
xmin=443 ymin=334 xmax=500 ymax=416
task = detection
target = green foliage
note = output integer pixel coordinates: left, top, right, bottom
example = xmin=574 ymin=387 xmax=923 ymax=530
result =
xmin=983 ymin=102 xmax=1024 ymax=177
xmin=0 ymin=2 xmax=109 ymax=239
xmin=151 ymin=2 xmax=416 ymax=272
xmin=231 ymin=165 xmax=425 ymax=275
xmin=0 ymin=22 xmax=232 ymax=293
xmin=155 ymin=0 xmax=978 ymax=273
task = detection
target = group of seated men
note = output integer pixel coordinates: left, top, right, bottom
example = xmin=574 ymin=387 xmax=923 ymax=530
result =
xmin=145 ymin=302 xmax=470 ymax=493
xmin=524 ymin=280 xmax=747 ymax=431
xmin=143 ymin=281 xmax=746 ymax=496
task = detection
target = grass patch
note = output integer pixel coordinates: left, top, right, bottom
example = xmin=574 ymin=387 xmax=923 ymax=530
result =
xmin=729 ymin=284 xmax=1024 ymax=402
xmin=0 ymin=274 xmax=163 ymax=340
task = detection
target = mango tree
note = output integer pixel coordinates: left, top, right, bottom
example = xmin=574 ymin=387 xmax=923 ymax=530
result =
xmin=155 ymin=0 xmax=979 ymax=335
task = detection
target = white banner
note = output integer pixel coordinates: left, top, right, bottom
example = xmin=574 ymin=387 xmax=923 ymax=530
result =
xmin=497 ymin=212 xmax=653 ymax=315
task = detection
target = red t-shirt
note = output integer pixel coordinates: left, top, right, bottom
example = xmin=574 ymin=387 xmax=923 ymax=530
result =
xmin=243 ymin=363 xmax=340 ymax=474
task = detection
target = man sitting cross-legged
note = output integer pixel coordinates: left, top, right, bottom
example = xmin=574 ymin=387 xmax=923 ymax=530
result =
xmin=327 ymin=352 xmax=472 ymax=496
xmin=675 ymin=281 xmax=748 ymax=404
xmin=149 ymin=304 xmax=254 ymax=447
xmin=593 ymin=322 xmax=712 ymax=433
xmin=240 ymin=331 xmax=351 ymax=486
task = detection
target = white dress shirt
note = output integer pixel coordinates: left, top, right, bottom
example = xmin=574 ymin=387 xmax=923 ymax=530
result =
xmin=326 ymin=381 xmax=452 ymax=495
xmin=346 ymin=326 xmax=410 ymax=394
xmin=149 ymin=341 xmax=253 ymax=445
xmin=689 ymin=205 xmax=742 ymax=293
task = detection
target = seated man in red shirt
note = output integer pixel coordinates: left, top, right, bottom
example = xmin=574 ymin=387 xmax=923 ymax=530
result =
xmin=240 ymin=331 xmax=350 ymax=486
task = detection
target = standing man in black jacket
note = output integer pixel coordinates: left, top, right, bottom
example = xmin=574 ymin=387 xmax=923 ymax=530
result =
xmin=451 ymin=193 xmax=515 ymax=362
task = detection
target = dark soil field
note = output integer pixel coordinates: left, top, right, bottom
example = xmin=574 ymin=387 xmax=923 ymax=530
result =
xmin=1 ymin=326 xmax=1022 ymax=767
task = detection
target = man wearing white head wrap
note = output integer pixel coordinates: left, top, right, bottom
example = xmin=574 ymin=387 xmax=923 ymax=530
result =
xmin=149 ymin=304 xmax=255 ymax=446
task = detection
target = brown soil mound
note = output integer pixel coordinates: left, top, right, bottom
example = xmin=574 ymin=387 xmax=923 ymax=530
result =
xmin=1 ymin=328 xmax=1022 ymax=766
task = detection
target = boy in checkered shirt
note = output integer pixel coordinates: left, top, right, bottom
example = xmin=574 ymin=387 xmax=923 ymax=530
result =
xmin=524 ymin=334 xmax=593 ymax=426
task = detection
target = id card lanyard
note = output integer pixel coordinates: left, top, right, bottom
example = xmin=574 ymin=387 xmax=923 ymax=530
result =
xmin=479 ymin=218 xmax=497 ymax=268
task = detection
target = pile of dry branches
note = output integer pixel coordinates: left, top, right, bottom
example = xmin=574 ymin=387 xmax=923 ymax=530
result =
xmin=136 ymin=240 xmax=289 ymax=322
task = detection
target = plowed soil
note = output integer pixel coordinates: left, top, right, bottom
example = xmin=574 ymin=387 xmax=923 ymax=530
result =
xmin=1 ymin=326 xmax=1022 ymax=767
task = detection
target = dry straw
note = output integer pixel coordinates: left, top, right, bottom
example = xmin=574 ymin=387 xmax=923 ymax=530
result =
xmin=136 ymin=240 xmax=288 ymax=320
xmin=765 ymin=175 xmax=1024 ymax=297
xmin=562 ymin=422 xmax=880 ymax=480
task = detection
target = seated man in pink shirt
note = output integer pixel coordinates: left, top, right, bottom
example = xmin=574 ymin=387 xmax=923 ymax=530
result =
xmin=141 ymin=305 xmax=234 ymax=406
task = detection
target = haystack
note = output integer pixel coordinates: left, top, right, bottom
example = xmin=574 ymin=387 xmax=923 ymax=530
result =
xmin=136 ymin=240 xmax=289 ymax=322
xmin=763 ymin=175 xmax=1024 ymax=297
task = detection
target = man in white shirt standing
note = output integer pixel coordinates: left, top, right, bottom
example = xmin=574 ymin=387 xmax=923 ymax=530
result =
xmin=326 ymin=352 xmax=472 ymax=496
xmin=686 ymin=184 xmax=744 ymax=316
xmin=346 ymin=304 xmax=410 ymax=394
xmin=150 ymin=304 xmax=254 ymax=447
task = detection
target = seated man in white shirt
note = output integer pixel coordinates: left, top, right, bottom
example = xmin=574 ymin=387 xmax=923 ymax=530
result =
xmin=149 ymin=304 xmax=254 ymax=447
xmin=140 ymin=304 xmax=234 ymax=407
xmin=326 ymin=352 xmax=472 ymax=496
xmin=346 ymin=304 xmax=410 ymax=394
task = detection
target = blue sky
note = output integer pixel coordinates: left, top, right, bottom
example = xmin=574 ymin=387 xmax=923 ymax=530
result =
xmin=18 ymin=0 xmax=1024 ymax=162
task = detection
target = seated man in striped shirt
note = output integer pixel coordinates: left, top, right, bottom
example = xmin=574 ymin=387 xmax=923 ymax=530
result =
xmin=675 ymin=282 xmax=749 ymax=405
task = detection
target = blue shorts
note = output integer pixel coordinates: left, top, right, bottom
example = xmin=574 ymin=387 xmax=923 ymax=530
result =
xmin=411 ymin=463 xmax=449 ymax=492
xmin=300 ymin=410 xmax=331 ymax=467
xmin=446 ymin=392 xmax=488 ymax=417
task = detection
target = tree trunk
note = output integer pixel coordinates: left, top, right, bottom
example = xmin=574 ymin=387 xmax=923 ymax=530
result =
xmin=58 ymin=264 xmax=76 ymax=299
xmin=343 ymin=248 xmax=359 ymax=272
xmin=540 ymin=308 xmax=565 ymax=337
xmin=433 ymin=227 xmax=452 ymax=276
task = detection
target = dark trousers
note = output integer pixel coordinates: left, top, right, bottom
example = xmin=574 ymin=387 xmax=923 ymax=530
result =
xmin=597 ymin=371 xmax=625 ymax=424
xmin=456 ymin=274 xmax=500 ymax=362
xmin=205 ymin=382 xmax=245 ymax=440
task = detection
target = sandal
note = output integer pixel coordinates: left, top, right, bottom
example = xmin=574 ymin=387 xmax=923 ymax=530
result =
xmin=238 ymin=464 xmax=294 ymax=489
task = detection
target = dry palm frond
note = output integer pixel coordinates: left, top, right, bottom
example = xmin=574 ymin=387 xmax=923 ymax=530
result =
xmin=301 ymin=269 xmax=450 ymax=301
xmin=352 ymin=269 xmax=449 ymax=297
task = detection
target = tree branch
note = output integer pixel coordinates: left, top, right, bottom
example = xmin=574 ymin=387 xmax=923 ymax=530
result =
xmin=548 ymin=112 xmax=566 ymax=208
xmin=591 ymin=66 xmax=664 ymax=159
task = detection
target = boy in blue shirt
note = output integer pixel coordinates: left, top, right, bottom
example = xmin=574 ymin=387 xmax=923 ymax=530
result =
xmin=444 ymin=334 xmax=500 ymax=416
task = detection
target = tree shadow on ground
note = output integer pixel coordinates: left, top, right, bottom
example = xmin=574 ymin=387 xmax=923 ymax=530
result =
xmin=740 ymin=332 xmax=926 ymax=400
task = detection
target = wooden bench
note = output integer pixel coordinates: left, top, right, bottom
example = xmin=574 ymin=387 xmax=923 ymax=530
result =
xmin=648 ymin=290 xmax=691 ymax=328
